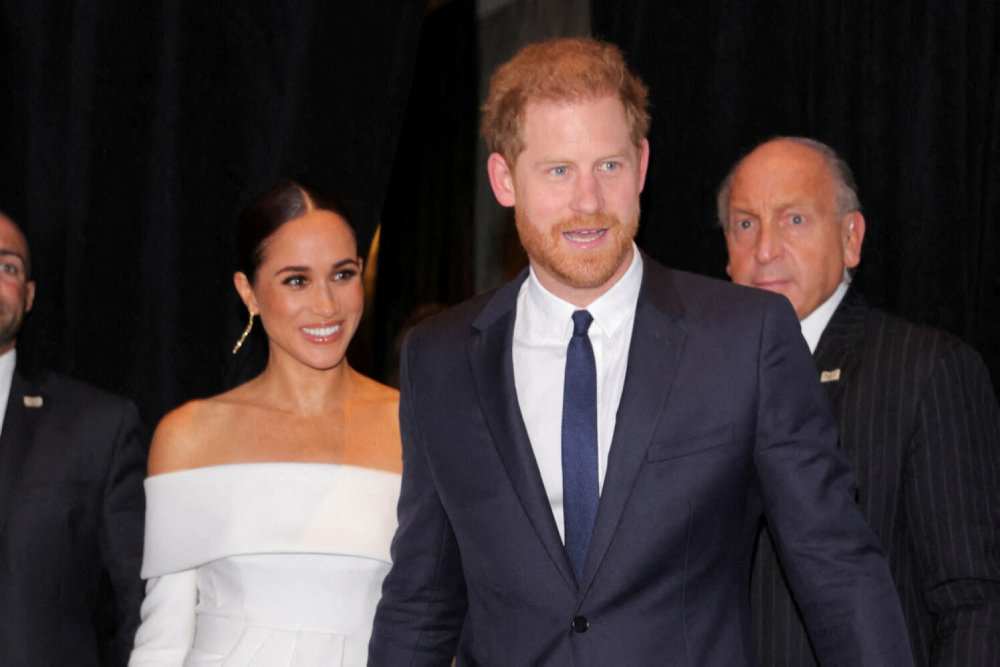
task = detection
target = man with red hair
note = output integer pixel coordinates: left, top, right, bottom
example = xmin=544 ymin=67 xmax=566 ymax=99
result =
xmin=370 ymin=40 xmax=913 ymax=666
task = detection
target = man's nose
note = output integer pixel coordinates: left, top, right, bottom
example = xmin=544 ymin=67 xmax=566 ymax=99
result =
xmin=570 ymin=171 xmax=603 ymax=216
xmin=754 ymin=222 xmax=783 ymax=263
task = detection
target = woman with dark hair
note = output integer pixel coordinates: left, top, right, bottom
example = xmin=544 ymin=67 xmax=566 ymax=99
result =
xmin=130 ymin=182 xmax=401 ymax=665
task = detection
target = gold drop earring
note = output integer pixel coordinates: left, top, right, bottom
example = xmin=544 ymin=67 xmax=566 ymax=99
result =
xmin=232 ymin=312 xmax=256 ymax=354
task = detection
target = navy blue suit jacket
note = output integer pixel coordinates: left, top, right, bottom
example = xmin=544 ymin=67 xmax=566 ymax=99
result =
xmin=370 ymin=257 xmax=912 ymax=665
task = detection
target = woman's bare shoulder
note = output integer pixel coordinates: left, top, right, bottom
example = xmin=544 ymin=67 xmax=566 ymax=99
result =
xmin=344 ymin=372 xmax=401 ymax=473
xmin=147 ymin=400 xmax=206 ymax=475
xmin=146 ymin=392 xmax=249 ymax=475
xmin=351 ymin=372 xmax=400 ymax=408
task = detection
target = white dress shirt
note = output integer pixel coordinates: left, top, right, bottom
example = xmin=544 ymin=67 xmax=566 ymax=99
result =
xmin=800 ymin=277 xmax=850 ymax=353
xmin=512 ymin=245 xmax=642 ymax=542
xmin=0 ymin=348 xmax=16 ymax=434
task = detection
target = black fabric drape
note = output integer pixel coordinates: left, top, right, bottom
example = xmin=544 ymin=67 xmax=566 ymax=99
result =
xmin=592 ymin=1 xmax=1000 ymax=390
xmin=372 ymin=0 xmax=478 ymax=385
xmin=1 ymin=1 xmax=425 ymax=424
xmin=3 ymin=1 xmax=996 ymax=426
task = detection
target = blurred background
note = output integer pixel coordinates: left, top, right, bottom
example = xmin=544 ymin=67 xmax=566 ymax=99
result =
xmin=1 ymin=0 xmax=996 ymax=428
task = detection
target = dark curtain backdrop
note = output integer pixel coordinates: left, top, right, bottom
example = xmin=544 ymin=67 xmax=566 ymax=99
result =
xmin=3 ymin=1 xmax=997 ymax=429
xmin=591 ymin=1 xmax=1000 ymax=389
xmin=0 ymin=1 xmax=425 ymax=426
xmin=372 ymin=0 xmax=478 ymax=384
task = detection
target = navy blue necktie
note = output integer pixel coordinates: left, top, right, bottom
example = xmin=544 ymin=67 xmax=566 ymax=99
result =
xmin=562 ymin=309 xmax=598 ymax=582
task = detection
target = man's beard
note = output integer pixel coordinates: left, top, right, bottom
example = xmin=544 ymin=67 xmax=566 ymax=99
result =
xmin=0 ymin=303 xmax=25 ymax=350
xmin=515 ymin=208 xmax=639 ymax=290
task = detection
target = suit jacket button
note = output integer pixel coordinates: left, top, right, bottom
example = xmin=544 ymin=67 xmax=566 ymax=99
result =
xmin=571 ymin=615 xmax=589 ymax=633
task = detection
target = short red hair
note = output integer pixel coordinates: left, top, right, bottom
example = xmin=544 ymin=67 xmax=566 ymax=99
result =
xmin=481 ymin=38 xmax=650 ymax=165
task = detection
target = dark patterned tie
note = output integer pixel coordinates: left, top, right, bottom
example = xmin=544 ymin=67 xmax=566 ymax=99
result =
xmin=562 ymin=309 xmax=598 ymax=582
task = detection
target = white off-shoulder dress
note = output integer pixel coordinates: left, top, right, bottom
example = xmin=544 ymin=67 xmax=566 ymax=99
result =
xmin=129 ymin=463 xmax=400 ymax=666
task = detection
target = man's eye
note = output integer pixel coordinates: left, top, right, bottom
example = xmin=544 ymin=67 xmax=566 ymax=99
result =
xmin=551 ymin=166 xmax=567 ymax=176
xmin=738 ymin=219 xmax=753 ymax=230
xmin=790 ymin=214 xmax=804 ymax=225
xmin=601 ymin=161 xmax=619 ymax=171
xmin=0 ymin=263 xmax=20 ymax=276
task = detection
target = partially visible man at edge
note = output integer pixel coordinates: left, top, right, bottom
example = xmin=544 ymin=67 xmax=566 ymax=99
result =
xmin=369 ymin=38 xmax=913 ymax=665
xmin=720 ymin=136 xmax=1000 ymax=666
xmin=0 ymin=210 xmax=147 ymax=665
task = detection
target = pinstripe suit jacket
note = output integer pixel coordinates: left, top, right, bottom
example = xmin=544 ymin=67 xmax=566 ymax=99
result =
xmin=751 ymin=289 xmax=1000 ymax=666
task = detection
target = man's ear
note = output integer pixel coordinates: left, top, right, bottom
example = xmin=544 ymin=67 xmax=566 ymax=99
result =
xmin=24 ymin=281 xmax=35 ymax=312
xmin=842 ymin=211 xmax=866 ymax=269
xmin=637 ymin=138 xmax=650 ymax=193
xmin=487 ymin=153 xmax=516 ymax=207
xmin=233 ymin=271 xmax=259 ymax=314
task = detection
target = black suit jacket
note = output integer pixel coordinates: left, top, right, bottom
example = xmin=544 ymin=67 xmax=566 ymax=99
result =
xmin=371 ymin=258 xmax=912 ymax=666
xmin=751 ymin=289 xmax=1000 ymax=666
xmin=0 ymin=367 xmax=147 ymax=666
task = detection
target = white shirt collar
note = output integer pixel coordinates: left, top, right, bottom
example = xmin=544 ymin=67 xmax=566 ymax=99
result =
xmin=0 ymin=348 xmax=17 ymax=428
xmin=800 ymin=275 xmax=851 ymax=353
xmin=512 ymin=245 xmax=641 ymax=526
xmin=521 ymin=242 xmax=643 ymax=340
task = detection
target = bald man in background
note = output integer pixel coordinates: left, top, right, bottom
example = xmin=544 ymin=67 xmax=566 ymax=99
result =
xmin=720 ymin=137 xmax=1000 ymax=665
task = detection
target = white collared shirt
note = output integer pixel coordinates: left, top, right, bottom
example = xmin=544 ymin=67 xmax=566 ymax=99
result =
xmin=0 ymin=348 xmax=17 ymax=434
xmin=512 ymin=245 xmax=642 ymax=542
xmin=800 ymin=277 xmax=850 ymax=353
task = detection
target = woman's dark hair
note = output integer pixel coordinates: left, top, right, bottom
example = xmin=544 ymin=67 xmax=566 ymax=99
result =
xmin=235 ymin=180 xmax=356 ymax=280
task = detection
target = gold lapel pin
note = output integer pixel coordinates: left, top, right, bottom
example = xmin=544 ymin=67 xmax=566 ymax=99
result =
xmin=23 ymin=395 xmax=43 ymax=408
xmin=820 ymin=369 xmax=841 ymax=383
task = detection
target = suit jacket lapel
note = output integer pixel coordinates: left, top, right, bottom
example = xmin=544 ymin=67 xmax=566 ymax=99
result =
xmin=0 ymin=371 xmax=46 ymax=518
xmin=581 ymin=258 xmax=687 ymax=588
xmin=468 ymin=271 xmax=577 ymax=588
xmin=814 ymin=289 xmax=868 ymax=406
